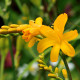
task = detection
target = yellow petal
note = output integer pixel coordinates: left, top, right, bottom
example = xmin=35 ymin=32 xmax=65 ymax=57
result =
xmin=35 ymin=17 xmax=43 ymax=25
xmin=28 ymin=37 xmax=37 ymax=47
xmin=29 ymin=20 xmax=35 ymax=26
xmin=63 ymin=30 xmax=78 ymax=41
xmin=29 ymin=27 xmax=40 ymax=35
xmin=53 ymin=13 xmax=68 ymax=34
xmin=40 ymin=25 xmax=60 ymax=43
xmin=23 ymin=27 xmax=40 ymax=36
xmin=22 ymin=35 xmax=32 ymax=42
xmin=37 ymin=38 xmax=55 ymax=53
xmin=50 ymin=44 xmax=60 ymax=62
xmin=22 ymin=28 xmax=30 ymax=34
xmin=61 ymin=41 xmax=75 ymax=57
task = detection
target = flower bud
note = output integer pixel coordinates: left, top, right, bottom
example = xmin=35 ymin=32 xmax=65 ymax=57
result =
xmin=9 ymin=24 xmax=19 ymax=28
xmin=0 ymin=29 xmax=8 ymax=34
xmin=62 ymin=69 xmax=68 ymax=78
xmin=44 ymin=66 xmax=49 ymax=70
xmin=8 ymin=28 xmax=17 ymax=32
xmin=37 ymin=60 xmax=44 ymax=64
xmin=17 ymin=24 xmax=30 ymax=31
xmin=49 ymin=65 xmax=52 ymax=72
xmin=48 ymin=73 xmax=57 ymax=78
xmin=39 ymin=55 xmax=44 ymax=60
xmin=39 ymin=64 xmax=45 ymax=68
xmin=55 ymin=67 xmax=59 ymax=73
xmin=1 ymin=26 xmax=9 ymax=29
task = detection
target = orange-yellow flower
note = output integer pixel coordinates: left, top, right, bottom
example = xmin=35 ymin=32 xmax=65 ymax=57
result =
xmin=37 ymin=13 xmax=78 ymax=62
xmin=22 ymin=17 xmax=43 ymax=47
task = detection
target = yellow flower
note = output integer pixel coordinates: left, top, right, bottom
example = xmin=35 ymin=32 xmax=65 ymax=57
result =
xmin=37 ymin=13 xmax=78 ymax=62
xmin=22 ymin=17 xmax=43 ymax=47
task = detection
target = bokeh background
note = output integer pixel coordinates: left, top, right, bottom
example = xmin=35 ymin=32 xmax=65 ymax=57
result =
xmin=0 ymin=0 xmax=80 ymax=80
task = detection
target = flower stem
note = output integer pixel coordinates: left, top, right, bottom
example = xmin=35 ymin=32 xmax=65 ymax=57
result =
xmin=8 ymin=36 xmax=16 ymax=80
xmin=0 ymin=55 xmax=5 ymax=80
xmin=60 ymin=53 xmax=72 ymax=80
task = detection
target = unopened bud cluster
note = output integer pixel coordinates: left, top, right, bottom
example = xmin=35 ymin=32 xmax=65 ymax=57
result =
xmin=0 ymin=24 xmax=28 ymax=34
xmin=37 ymin=53 xmax=62 ymax=79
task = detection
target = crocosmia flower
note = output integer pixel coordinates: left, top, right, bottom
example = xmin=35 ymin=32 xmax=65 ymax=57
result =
xmin=37 ymin=13 xmax=78 ymax=62
xmin=22 ymin=17 xmax=43 ymax=47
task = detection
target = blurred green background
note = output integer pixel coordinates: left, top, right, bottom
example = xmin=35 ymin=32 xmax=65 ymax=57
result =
xmin=0 ymin=0 xmax=80 ymax=80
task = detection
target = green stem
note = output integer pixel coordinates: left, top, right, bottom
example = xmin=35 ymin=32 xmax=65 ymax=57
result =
xmin=0 ymin=55 xmax=5 ymax=80
xmin=56 ymin=57 xmax=61 ymax=67
xmin=49 ymin=75 xmax=63 ymax=80
xmin=8 ymin=37 xmax=16 ymax=80
xmin=60 ymin=53 xmax=72 ymax=80
xmin=56 ymin=77 xmax=63 ymax=80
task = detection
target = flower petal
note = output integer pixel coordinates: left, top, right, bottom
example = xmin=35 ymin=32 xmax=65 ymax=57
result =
xmin=29 ymin=20 xmax=35 ymax=26
xmin=40 ymin=25 xmax=60 ymax=43
xmin=28 ymin=37 xmax=37 ymax=47
xmin=35 ymin=17 xmax=43 ymax=25
xmin=61 ymin=41 xmax=75 ymax=57
xmin=37 ymin=38 xmax=55 ymax=53
xmin=53 ymin=13 xmax=68 ymax=34
xmin=29 ymin=27 xmax=40 ymax=35
xmin=22 ymin=35 xmax=32 ymax=42
xmin=63 ymin=30 xmax=78 ymax=41
xmin=50 ymin=44 xmax=60 ymax=62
